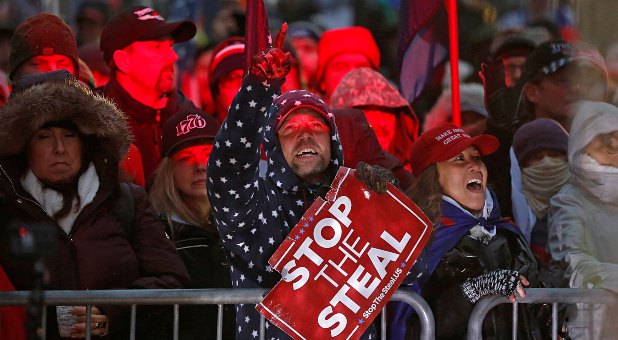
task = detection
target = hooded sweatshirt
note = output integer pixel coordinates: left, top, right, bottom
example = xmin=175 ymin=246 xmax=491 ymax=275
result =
xmin=207 ymin=73 xmax=376 ymax=339
xmin=330 ymin=67 xmax=419 ymax=168
xmin=548 ymin=100 xmax=618 ymax=339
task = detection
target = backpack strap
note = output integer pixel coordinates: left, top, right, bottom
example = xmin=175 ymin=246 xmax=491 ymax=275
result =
xmin=114 ymin=183 xmax=136 ymax=240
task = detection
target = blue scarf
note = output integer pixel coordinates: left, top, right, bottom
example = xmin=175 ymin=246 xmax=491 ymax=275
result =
xmin=389 ymin=189 xmax=523 ymax=340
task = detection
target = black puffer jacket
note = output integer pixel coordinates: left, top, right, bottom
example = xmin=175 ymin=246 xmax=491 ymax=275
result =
xmin=163 ymin=217 xmax=235 ymax=340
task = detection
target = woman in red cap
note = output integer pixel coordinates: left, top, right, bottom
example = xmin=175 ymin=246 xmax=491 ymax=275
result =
xmin=389 ymin=123 xmax=543 ymax=339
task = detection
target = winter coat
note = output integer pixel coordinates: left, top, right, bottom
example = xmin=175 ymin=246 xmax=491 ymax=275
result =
xmin=548 ymin=101 xmax=618 ymax=339
xmin=162 ymin=216 xmax=235 ymax=340
xmin=390 ymin=190 xmax=541 ymax=339
xmin=207 ymin=73 xmax=376 ymax=339
xmin=334 ymin=108 xmax=414 ymax=190
xmin=101 ymin=75 xmax=207 ymax=182
xmin=0 ymin=80 xmax=189 ymax=339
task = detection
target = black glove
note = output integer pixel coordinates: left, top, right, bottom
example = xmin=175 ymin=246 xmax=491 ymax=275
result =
xmin=461 ymin=269 xmax=520 ymax=303
xmin=355 ymin=161 xmax=397 ymax=194
xmin=479 ymin=58 xmax=521 ymax=131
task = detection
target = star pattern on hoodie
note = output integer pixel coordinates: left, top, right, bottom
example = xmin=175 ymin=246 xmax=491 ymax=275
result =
xmin=207 ymin=74 xmax=374 ymax=340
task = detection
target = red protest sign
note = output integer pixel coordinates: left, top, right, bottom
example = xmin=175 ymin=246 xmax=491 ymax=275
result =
xmin=257 ymin=167 xmax=432 ymax=340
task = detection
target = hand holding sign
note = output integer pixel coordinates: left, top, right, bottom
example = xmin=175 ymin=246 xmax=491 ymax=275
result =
xmin=257 ymin=167 xmax=432 ymax=340
xmin=250 ymin=23 xmax=292 ymax=80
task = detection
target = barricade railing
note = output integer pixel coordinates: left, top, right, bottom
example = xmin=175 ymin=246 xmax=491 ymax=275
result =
xmin=467 ymin=288 xmax=618 ymax=340
xmin=0 ymin=287 xmax=434 ymax=340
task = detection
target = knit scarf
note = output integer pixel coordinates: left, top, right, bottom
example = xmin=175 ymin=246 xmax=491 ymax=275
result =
xmin=21 ymin=163 xmax=99 ymax=234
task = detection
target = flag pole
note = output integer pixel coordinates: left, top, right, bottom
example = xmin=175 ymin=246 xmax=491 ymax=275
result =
xmin=446 ymin=0 xmax=461 ymax=127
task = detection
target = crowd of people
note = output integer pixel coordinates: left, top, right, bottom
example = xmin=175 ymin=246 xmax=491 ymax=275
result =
xmin=0 ymin=2 xmax=616 ymax=340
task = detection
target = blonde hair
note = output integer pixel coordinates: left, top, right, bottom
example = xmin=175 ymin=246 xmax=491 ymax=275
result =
xmin=149 ymin=157 xmax=213 ymax=239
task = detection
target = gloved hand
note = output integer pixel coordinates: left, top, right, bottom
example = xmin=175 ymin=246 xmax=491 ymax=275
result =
xmin=461 ymin=269 xmax=525 ymax=303
xmin=479 ymin=58 xmax=521 ymax=131
xmin=250 ymin=23 xmax=292 ymax=80
xmin=355 ymin=161 xmax=397 ymax=194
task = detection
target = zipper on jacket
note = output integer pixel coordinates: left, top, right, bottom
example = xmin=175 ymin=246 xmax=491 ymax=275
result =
xmin=0 ymin=164 xmax=47 ymax=213
xmin=155 ymin=109 xmax=162 ymax=155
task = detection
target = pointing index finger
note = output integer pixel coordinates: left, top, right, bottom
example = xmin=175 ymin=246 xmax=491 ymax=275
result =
xmin=274 ymin=22 xmax=288 ymax=49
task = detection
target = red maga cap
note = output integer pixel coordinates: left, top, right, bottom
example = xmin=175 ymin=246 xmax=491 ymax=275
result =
xmin=410 ymin=123 xmax=499 ymax=176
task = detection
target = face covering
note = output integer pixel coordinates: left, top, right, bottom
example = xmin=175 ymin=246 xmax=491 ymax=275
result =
xmin=522 ymin=156 xmax=570 ymax=217
xmin=573 ymin=153 xmax=618 ymax=204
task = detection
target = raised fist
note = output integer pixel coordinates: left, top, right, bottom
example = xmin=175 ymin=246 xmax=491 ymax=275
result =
xmin=250 ymin=23 xmax=292 ymax=80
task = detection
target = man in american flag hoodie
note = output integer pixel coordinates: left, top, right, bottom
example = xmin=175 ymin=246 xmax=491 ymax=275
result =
xmin=207 ymin=28 xmax=388 ymax=339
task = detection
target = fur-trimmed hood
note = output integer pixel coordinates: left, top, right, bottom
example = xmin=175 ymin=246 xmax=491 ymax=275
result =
xmin=0 ymin=79 xmax=131 ymax=159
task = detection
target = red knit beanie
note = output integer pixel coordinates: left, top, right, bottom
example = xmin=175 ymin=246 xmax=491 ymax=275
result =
xmin=9 ymin=13 xmax=79 ymax=81
xmin=315 ymin=26 xmax=380 ymax=85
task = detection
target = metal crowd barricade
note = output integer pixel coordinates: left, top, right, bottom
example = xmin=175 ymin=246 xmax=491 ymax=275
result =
xmin=467 ymin=288 xmax=618 ymax=340
xmin=0 ymin=287 xmax=434 ymax=340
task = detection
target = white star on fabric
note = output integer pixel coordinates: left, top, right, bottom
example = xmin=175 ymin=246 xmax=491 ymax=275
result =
xmin=236 ymin=120 xmax=244 ymax=127
xmin=215 ymin=159 xmax=222 ymax=167
xmin=268 ymin=237 xmax=274 ymax=245
xmin=245 ymin=142 xmax=252 ymax=148
xmin=252 ymin=330 xmax=258 ymax=338
xmin=272 ymin=210 xmax=278 ymax=217
xmin=266 ymin=265 xmax=273 ymax=272
xmin=249 ymin=100 xmax=257 ymax=108
xmin=235 ymin=103 xmax=240 ymax=110
xmin=220 ymin=177 xmax=228 ymax=183
xmin=246 ymin=85 xmax=252 ymax=92
xmin=258 ymin=246 xmax=263 ymax=253
xmin=262 ymin=80 xmax=270 ymax=87
xmin=248 ymin=261 xmax=254 ymax=269
xmin=243 ymin=245 xmax=249 ymax=252
xmin=303 ymin=94 xmax=311 ymax=97
xmin=294 ymin=100 xmax=302 ymax=106
xmin=229 ymin=158 xmax=237 ymax=164
xmin=225 ymin=140 xmax=232 ymax=147
xmin=226 ymin=234 xmax=233 ymax=240
xmin=257 ymin=275 xmax=263 ymax=283
xmin=260 ymin=106 xmax=267 ymax=112
xmin=296 ymin=199 xmax=303 ymax=206
xmin=281 ymin=99 xmax=287 ymax=105
xmin=245 ymin=316 xmax=250 ymax=323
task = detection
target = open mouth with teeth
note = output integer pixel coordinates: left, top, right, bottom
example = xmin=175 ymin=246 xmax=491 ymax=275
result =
xmin=296 ymin=148 xmax=318 ymax=157
xmin=466 ymin=178 xmax=483 ymax=192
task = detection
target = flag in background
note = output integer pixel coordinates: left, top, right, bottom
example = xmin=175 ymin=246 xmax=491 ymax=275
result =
xmin=398 ymin=1 xmax=449 ymax=103
xmin=244 ymin=0 xmax=271 ymax=74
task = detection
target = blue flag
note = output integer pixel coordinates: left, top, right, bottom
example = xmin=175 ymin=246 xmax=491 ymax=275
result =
xmin=398 ymin=1 xmax=449 ymax=103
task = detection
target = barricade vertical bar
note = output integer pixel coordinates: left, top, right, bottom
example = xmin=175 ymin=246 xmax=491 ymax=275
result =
xmin=512 ymin=302 xmax=518 ymax=340
xmin=130 ymin=304 xmax=136 ymax=340
xmin=552 ymin=303 xmax=558 ymax=340
xmin=86 ymin=304 xmax=92 ymax=340
xmin=259 ymin=314 xmax=265 ymax=340
xmin=173 ymin=304 xmax=179 ymax=340
xmin=381 ymin=310 xmax=387 ymax=340
xmin=41 ymin=305 xmax=47 ymax=340
xmin=217 ymin=304 xmax=223 ymax=340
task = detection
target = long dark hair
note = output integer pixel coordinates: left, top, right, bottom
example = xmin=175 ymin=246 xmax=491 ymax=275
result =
xmin=406 ymin=164 xmax=443 ymax=224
